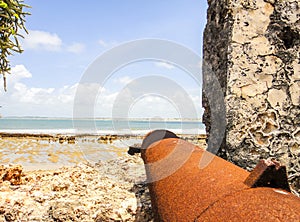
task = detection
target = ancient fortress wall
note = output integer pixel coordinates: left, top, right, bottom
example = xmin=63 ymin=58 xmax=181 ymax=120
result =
xmin=203 ymin=0 xmax=299 ymax=194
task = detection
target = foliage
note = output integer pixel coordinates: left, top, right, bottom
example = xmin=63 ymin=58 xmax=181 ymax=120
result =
xmin=0 ymin=0 xmax=30 ymax=91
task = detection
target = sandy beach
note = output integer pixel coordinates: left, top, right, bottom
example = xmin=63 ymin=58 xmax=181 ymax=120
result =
xmin=0 ymin=133 xmax=206 ymax=221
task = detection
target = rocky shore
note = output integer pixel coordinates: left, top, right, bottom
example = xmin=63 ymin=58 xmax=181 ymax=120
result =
xmin=0 ymin=155 xmax=153 ymax=222
xmin=0 ymin=133 xmax=207 ymax=171
xmin=0 ymin=133 xmax=207 ymax=221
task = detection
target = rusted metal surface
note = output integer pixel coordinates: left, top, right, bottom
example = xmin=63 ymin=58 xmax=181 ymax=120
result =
xmin=138 ymin=130 xmax=300 ymax=222
xmin=195 ymin=188 xmax=300 ymax=221
xmin=244 ymin=159 xmax=291 ymax=192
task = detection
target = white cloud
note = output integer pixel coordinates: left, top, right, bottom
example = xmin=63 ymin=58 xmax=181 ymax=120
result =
xmin=0 ymin=65 xmax=77 ymax=116
xmin=22 ymin=30 xmax=62 ymax=51
xmin=22 ymin=30 xmax=87 ymax=54
xmin=98 ymin=39 xmax=108 ymax=48
xmin=0 ymin=65 xmax=32 ymax=92
xmin=12 ymin=83 xmax=55 ymax=104
xmin=128 ymin=96 xmax=180 ymax=118
xmin=0 ymin=65 xmax=203 ymax=118
xmin=155 ymin=62 xmax=175 ymax=69
xmin=114 ymin=76 xmax=133 ymax=85
xmin=98 ymin=39 xmax=118 ymax=49
xmin=10 ymin=65 xmax=32 ymax=80
xmin=67 ymin=42 xmax=85 ymax=54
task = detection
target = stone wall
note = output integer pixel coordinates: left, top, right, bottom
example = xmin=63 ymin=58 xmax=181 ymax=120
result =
xmin=203 ymin=0 xmax=300 ymax=194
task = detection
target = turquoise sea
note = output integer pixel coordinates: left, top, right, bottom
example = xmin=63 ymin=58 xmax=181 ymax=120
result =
xmin=0 ymin=117 xmax=205 ymax=135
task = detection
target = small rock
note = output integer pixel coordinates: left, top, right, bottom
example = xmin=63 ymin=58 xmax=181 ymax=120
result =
xmin=0 ymin=165 xmax=23 ymax=185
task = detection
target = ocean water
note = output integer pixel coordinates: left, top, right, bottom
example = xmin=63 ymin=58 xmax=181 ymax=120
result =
xmin=0 ymin=118 xmax=205 ymax=135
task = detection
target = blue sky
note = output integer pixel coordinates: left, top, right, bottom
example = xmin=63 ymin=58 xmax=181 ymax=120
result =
xmin=0 ymin=0 xmax=208 ymax=118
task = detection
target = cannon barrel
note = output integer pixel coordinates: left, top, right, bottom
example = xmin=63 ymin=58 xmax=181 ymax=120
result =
xmin=136 ymin=130 xmax=300 ymax=221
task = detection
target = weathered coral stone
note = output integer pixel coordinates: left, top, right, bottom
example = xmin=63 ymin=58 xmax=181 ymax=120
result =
xmin=203 ymin=0 xmax=300 ymax=195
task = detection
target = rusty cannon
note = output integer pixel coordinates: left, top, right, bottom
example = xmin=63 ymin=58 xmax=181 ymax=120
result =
xmin=128 ymin=130 xmax=300 ymax=221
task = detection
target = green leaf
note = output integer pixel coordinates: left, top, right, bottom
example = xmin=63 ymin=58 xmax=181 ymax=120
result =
xmin=0 ymin=1 xmax=8 ymax=9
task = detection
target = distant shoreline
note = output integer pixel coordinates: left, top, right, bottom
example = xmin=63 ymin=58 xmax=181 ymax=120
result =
xmin=0 ymin=129 xmax=206 ymax=137
xmin=0 ymin=116 xmax=202 ymax=122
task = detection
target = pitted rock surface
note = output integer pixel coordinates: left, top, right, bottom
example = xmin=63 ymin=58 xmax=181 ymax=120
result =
xmin=203 ymin=0 xmax=300 ymax=195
